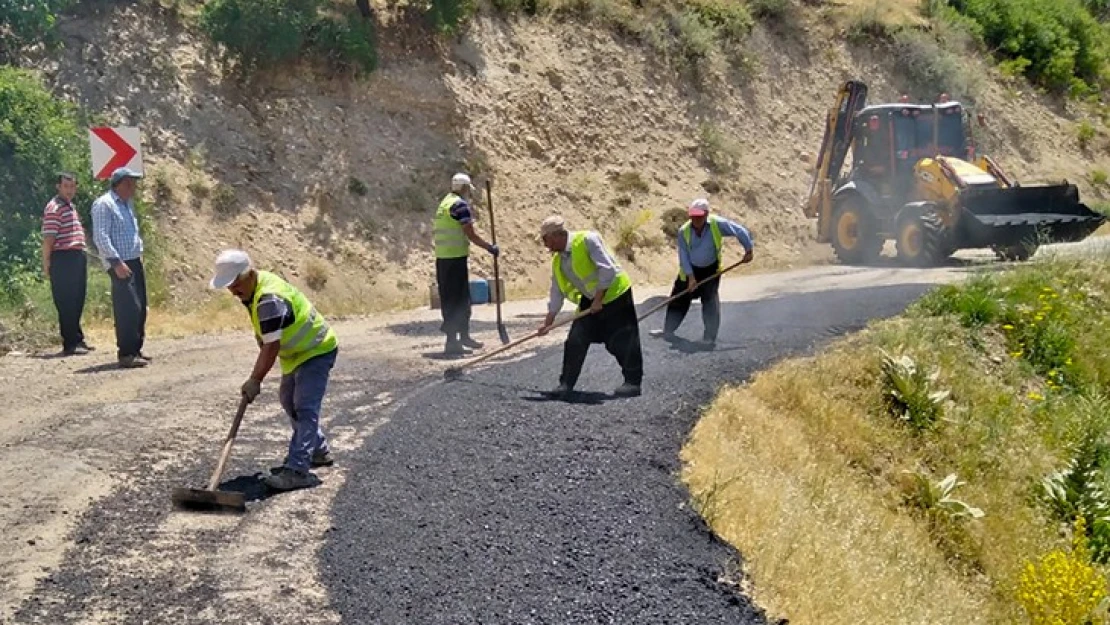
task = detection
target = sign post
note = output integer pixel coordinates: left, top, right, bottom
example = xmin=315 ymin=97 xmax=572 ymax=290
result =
xmin=89 ymin=126 xmax=143 ymax=179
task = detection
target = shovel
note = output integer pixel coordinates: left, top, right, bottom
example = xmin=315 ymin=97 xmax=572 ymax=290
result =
xmin=171 ymin=395 xmax=250 ymax=514
xmin=486 ymin=179 xmax=510 ymax=345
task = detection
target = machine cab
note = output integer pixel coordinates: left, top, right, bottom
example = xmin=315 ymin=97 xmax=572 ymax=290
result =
xmin=848 ymin=101 xmax=968 ymax=201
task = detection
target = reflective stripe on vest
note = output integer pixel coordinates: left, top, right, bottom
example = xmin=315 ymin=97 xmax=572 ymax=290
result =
xmin=433 ymin=193 xmax=470 ymax=259
xmin=250 ymin=271 xmax=338 ymax=375
xmin=552 ymin=231 xmax=632 ymax=306
xmin=678 ymin=216 xmax=723 ymax=280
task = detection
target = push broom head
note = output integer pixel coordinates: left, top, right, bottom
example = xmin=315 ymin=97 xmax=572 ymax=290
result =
xmin=171 ymin=486 xmax=247 ymax=514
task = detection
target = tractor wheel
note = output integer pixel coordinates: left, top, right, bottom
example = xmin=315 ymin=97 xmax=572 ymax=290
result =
xmin=992 ymin=242 xmax=1039 ymax=262
xmin=896 ymin=212 xmax=951 ymax=267
xmin=830 ymin=198 xmax=882 ymax=265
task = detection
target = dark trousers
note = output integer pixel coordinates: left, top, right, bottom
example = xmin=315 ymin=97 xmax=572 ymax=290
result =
xmin=109 ymin=258 xmax=147 ymax=359
xmin=664 ymin=261 xmax=721 ymax=341
xmin=560 ymin=287 xmax=644 ymax=388
xmin=48 ymin=249 xmax=88 ymax=351
xmin=436 ymin=256 xmax=472 ymax=339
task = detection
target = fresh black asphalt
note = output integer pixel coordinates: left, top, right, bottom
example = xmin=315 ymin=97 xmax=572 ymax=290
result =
xmin=321 ymin=284 xmax=931 ymax=624
xmin=11 ymin=283 xmax=931 ymax=624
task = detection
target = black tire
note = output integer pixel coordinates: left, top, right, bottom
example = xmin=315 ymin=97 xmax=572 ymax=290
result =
xmin=830 ymin=196 xmax=882 ymax=265
xmin=896 ymin=211 xmax=952 ymax=267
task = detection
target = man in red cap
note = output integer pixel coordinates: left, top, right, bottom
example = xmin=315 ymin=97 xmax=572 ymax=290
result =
xmin=650 ymin=198 xmax=753 ymax=347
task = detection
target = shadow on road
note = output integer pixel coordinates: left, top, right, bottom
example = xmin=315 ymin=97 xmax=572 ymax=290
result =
xmin=521 ymin=390 xmax=615 ymax=405
xmin=220 ymin=472 xmax=321 ymax=504
xmin=73 ymin=362 xmax=128 ymax=374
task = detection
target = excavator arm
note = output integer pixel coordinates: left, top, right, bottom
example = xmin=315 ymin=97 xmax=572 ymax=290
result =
xmin=805 ymin=80 xmax=868 ymax=242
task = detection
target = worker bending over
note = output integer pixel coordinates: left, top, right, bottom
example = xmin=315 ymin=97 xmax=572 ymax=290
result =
xmin=210 ymin=249 xmax=338 ymax=492
xmin=538 ymin=215 xmax=643 ymax=399
xmin=652 ymin=198 xmax=753 ymax=346
xmin=433 ymin=173 xmax=499 ymax=356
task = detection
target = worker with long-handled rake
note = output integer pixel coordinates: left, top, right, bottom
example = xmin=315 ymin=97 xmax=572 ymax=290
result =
xmin=536 ymin=215 xmax=643 ymax=400
xmin=649 ymin=198 xmax=753 ymax=348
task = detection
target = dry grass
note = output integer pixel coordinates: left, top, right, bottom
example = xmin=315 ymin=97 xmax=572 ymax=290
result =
xmin=681 ymin=258 xmax=1110 ymax=625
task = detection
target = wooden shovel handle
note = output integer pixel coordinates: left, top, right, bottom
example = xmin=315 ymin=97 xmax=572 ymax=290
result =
xmin=206 ymin=395 xmax=250 ymax=491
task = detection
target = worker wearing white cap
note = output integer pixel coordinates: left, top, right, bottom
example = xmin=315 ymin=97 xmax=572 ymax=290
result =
xmin=433 ymin=172 xmax=499 ymax=356
xmin=650 ymin=198 xmax=753 ymax=347
xmin=209 ymin=249 xmax=339 ymax=492
xmin=538 ymin=215 xmax=643 ymax=399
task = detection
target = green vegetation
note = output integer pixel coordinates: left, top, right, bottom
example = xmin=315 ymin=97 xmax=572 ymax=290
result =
xmin=932 ymin=0 xmax=1110 ymax=97
xmin=0 ymin=0 xmax=73 ymax=62
xmin=0 ymin=67 xmax=166 ymax=350
xmin=683 ymin=257 xmax=1110 ymax=623
xmin=199 ymin=0 xmax=377 ymax=75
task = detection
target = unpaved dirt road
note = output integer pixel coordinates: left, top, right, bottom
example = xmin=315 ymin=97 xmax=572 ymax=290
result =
xmin=0 ymin=248 xmax=1070 ymax=624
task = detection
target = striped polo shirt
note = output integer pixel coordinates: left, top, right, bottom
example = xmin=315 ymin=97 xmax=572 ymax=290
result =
xmin=41 ymin=196 xmax=87 ymax=251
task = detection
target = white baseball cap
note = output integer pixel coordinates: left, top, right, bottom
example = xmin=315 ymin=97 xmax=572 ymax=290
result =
xmin=451 ymin=172 xmax=472 ymax=190
xmin=688 ymin=198 xmax=710 ymax=217
xmin=209 ymin=249 xmax=252 ymax=289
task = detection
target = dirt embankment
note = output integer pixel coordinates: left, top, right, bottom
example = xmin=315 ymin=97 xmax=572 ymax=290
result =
xmin=33 ymin=1 xmax=1107 ymax=321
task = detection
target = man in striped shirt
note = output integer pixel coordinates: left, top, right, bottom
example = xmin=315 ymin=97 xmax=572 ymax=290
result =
xmin=91 ymin=167 xmax=149 ymax=369
xmin=42 ymin=172 xmax=94 ymax=356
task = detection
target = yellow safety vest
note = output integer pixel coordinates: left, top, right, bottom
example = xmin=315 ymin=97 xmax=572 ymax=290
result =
xmin=678 ymin=216 xmax=723 ymax=280
xmin=433 ymin=193 xmax=470 ymax=259
xmin=250 ymin=271 xmax=338 ymax=375
xmin=552 ymin=231 xmax=632 ymax=306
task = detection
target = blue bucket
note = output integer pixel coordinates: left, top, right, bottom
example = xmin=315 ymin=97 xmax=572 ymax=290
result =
xmin=469 ymin=279 xmax=490 ymax=305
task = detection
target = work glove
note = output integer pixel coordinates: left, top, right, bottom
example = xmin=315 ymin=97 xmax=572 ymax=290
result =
xmin=241 ymin=378 xmax=262 ymax=403
xmin=489 ymin=244 xmax=500 ymax=258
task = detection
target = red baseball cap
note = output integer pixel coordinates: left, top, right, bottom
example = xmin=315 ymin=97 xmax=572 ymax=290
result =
xmin=688 ymin=198 xmax=710 ymax=217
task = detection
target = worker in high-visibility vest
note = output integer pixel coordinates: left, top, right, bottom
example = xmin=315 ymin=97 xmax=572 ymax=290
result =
xmin=209 ymin=249 xmax=339 ymax=492
xmin=650 ymin=198 xmax=753 ymax=347
xmin=434 ymin=173 xmax=499 ymax=356
xmin=537 ymin=215 xmax=642 ymax=399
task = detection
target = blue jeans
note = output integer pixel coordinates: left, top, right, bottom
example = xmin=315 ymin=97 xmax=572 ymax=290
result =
xmin=279 ymin=347 xmax=338 ymax=472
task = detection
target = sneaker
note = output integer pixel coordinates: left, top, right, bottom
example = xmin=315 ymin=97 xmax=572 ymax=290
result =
xmin=62 ymin=345 xmax=88 ymax=356
xmin=698 ymin=337 xmax=716 ymax=350
xmin=545 ymin=383 xmax=573 ymax=399
xmin=138 ymin=352 xmax=153 ymax=362
xmin=79 ymin=341 xmax=96 ymax=352
xmin=460 ymin=335 xmax=484 ymax=350
xmin=118 ymin=355 xmax=148 ymax=369
xmin=614 ymin=382 xmax=642 ymax=398
xmin=311 ymin=450 xmax=335 ymax=467
xmin=649 ymin=329 xmax=676 ymax=341
xmin=262 ymin=468 xmax=316 ymax=491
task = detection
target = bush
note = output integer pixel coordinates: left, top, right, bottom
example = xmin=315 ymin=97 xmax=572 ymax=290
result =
xmin=684 ymin=0 xmax=752 ymax=42
xmin=1016 ymin=517 xmax=1108 ymax=625
xmin=424 ymin=0 xmax=476 ymax=33
xmin=0 ymin=0 xmax=74 ymax=62
xmin=949 ymin=0 xmax=1110 ymax=96
xmin=0 ymin=67 xmax=95 ymax=287
xmin=748 ymin=0 xmax=790 ymax=20
xmin=890 ymin=27 xmax=979 ymax=101
xmin=200 ymin=0 xmax=378 ymax=74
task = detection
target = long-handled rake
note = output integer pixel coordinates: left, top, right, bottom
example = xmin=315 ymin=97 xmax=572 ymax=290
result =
xmin=171 ymin=395 xmax=250 ymax=514
xmin=444 ymin=309 xmax=592 ymax=380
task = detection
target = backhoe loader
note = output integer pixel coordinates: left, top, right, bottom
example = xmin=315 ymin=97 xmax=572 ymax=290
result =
xmin=804 ymin=80 xmax=1105 ymax=266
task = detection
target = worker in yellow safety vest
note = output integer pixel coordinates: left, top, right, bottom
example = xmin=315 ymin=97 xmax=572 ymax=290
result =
xmin=209 ymin=249 xmax=339 ymax=492
xmin=434 ymin=173 xmax=499 ymax=356
xmin=649 ymin=198 xmax=753 ymax=348
xmin=537 ymin=215 xmax=642 ymax=399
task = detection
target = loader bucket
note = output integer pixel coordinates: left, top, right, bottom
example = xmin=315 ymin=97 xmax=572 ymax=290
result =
xmin=957 ymin=183 xmax=1106 ymax=249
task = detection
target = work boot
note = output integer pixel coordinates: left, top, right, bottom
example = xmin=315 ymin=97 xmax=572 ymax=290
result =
xmin=118 ymin=355 xmax=148 ymax=369
xmin=614 ymin=382 xmax=642 ymax=398
xmin=546 ymin=383 xmax=573 ymax=399
xmin=263 ymin=468 xmax=316 ymax=491
xmin=460 ymin=335 xmax=484 ymax=350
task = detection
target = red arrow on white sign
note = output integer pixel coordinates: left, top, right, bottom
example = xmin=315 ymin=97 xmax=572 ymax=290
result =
xmin=89 ymin=127 xmax=143 ymax=180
